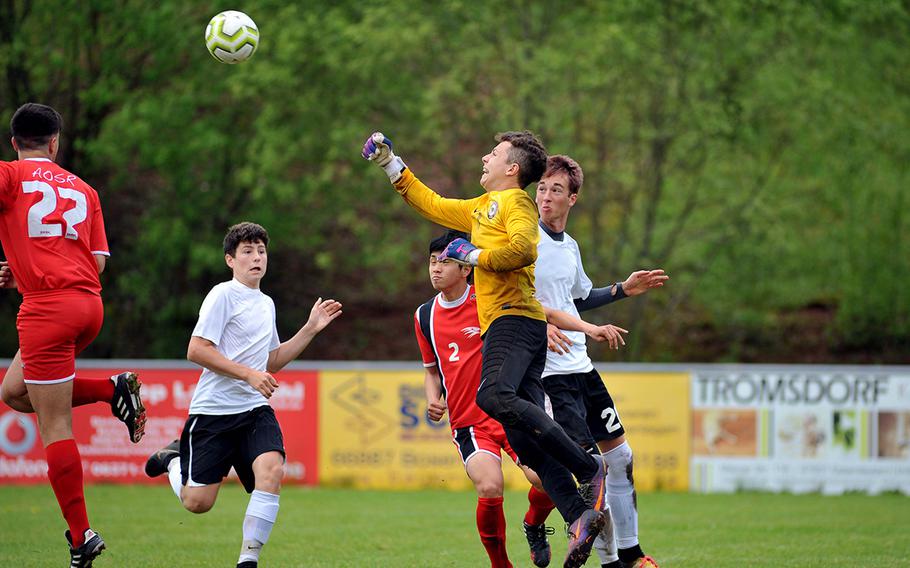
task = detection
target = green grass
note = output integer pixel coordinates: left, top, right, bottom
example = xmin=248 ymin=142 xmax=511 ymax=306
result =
xmin=0 ymin=485 xmax=907 ymax=567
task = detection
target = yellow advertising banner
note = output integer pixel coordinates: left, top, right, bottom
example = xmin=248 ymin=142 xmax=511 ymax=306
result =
xmin=319 ymin=369 xmax=690 ymax=491
xmin=319 ymin=370 xmax=531 ymax=490
xmin=600 ymin=371 xmax=690 ymax=491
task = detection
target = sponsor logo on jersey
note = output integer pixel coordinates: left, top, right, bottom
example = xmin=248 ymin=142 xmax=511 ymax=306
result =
xmin=461 ymin=326 xmax=481 ymax=338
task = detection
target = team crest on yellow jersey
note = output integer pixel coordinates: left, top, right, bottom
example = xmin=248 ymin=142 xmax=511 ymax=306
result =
xmin=487 ymin=200 xmax=499 ymax=220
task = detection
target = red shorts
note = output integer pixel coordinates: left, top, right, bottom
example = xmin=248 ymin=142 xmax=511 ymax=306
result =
xmin=452 ymin=417 xmax=518 ymax=465
xmin=17 ymin=291 xmax=104 ymax=383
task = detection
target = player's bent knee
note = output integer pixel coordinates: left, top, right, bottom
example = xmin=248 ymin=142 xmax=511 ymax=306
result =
xmin=1 ymin=390 xmax=32 ymax=413
xmin=183 ymin=498 xmax=214 ymax=514
xmin=180 ymin=487 xmax=216 ymax=515
xmin=476 ymin=389 xmax=517 ymax=425
xmin=475 ymin=480 xmax=504 ymax=498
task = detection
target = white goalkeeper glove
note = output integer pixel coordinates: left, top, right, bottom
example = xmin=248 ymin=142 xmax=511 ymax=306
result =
xmin=361 ymin=132 xmax=407 ymax=183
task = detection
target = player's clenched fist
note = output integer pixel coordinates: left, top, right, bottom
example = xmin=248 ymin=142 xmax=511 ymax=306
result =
xmin=245 ymin=370 xmax=279 ymax=398
xmin=362 ymin=131 xmax=407 ymax=182
xmin=426 ymin=400 xmax=447 ymax=422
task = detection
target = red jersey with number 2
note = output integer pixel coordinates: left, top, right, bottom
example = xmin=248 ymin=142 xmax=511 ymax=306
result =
xmin=414 ymin=285 xmax=493 ymax=430
xmin=0 ymin=158 xmax=108 ymax=297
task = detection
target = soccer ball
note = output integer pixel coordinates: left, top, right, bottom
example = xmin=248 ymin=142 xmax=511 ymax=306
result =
xmin=204 ymin=11 xmax=259 ymax=64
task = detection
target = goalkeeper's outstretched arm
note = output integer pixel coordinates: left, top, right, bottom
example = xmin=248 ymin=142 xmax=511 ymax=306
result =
xmin=362 ymin=132 xmax=473 ymax=232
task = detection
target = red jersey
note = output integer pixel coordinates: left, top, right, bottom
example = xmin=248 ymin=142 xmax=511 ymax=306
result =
xmin=414 ymin=284 xmax=491 ymax=430
xmin=0 ymin=158 xmax=108 ymax=297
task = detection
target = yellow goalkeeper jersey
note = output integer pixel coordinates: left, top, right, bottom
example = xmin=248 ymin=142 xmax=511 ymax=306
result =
xmin=394 ymin=169 xmax=546 ymax=334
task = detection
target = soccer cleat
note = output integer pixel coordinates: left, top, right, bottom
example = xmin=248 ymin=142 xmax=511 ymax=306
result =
xmin=564 ymin=509 xmax=605 ymax=568
xmin=584 ymin=454 xmax=609 ymax=511
xmin=237 ymin=562 xmax=258 ymax=568
xmin=66 ymin=528 xmax=105 ymax=568
xmin=627 ymin=556 xmax=659 ymax=568
xmin=110 ymin=372 xmax=146 ymax=443
xmin=523 ymin=521 xmax=555 ymax=567
xmin=145 ymin=439 xmax=180 ymax=478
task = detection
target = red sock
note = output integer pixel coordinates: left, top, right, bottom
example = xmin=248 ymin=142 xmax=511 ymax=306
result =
xmin=524 ymin=486 xmax=556 ymax=526
xmin=45 ymin=439 xmax=90 ymax=546
xmin=71 ymin=377 xmax=114 ymax=407
xmin=477 ymin=496 xmax=512 ymax=568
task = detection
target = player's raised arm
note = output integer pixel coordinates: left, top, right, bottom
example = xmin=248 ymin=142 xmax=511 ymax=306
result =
xmin=362 ymin=132 xmax=473 ymax=232
xmin=575 ymin=269 xmax=669 ymax=312
xmin=267 ymin=297 xmax=342 ymax=372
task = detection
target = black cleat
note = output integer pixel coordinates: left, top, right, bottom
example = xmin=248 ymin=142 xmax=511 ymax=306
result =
xmin=564 ymin=509 xmax=605 ymax=568
xmin=66 ymin=528 xmax=105 ymax=568
xmin=145 ymin=439 xmax=180 ymax=478
xmin=523 ymin=521 xmax=554 ymax=567
xmin=110 ymin=372 xmax=146 ymax=443
xmin=237 ymin=562 xmax=258 ymax=568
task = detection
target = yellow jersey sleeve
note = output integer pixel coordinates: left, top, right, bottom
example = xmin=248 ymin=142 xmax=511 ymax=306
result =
xmin=392 ymin=169 xmax=474 ymax=232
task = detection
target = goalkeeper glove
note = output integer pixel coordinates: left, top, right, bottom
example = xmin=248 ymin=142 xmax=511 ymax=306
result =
xmin=362 ymin=132 xmax=407 ymax=182
xmin=437 ymin=238 xmax=482 ymax=266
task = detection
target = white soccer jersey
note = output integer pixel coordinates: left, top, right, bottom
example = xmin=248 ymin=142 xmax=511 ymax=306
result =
xmin=188 ymin=279 xmax=280 ymax=415
xmin=535 ymin=225 xmax=595 ymax=377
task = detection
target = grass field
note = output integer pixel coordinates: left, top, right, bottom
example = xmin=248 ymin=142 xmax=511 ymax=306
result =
xmin=0 ymin=485 xmax=907 ymax=567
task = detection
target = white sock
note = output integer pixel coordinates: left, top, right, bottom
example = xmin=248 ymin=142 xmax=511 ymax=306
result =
xmin=593 ymin=505 xmax=619 ymax=565
xmin=604 ymin=442 xmax=639 ymax=549
xmin=239 ymin=490 xmax=280 ymax=564
xmin=166 ymin=457 xmax=183 ymax=502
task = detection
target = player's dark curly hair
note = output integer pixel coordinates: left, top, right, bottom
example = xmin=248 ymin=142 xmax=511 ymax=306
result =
xmin=544 ymin=155 xmax=585 ymax=195
xmin=10 ymin=103 xmax=63 ymax=151
xmin=495 ymin=130 xmax=548 ymax=189
xmin=224 ymin=222 xmax=269 ymax=256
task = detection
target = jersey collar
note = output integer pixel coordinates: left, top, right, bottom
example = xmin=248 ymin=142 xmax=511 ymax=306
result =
xmin=436 ymin=285 xmax=471 ymax=309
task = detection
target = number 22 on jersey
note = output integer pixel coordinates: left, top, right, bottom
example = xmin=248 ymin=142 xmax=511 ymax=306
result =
xmin=23 ymin=180 xmax=87 ymax=239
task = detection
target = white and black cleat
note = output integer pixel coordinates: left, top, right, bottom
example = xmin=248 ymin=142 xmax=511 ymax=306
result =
xmin=110 ymin=372 xmax=146 ymax=443
xmin=66 ymin=528 xmax=105 ymax=568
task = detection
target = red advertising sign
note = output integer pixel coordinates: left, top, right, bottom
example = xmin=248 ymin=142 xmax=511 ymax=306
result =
xmin=0 ymin=366 xmax=319 ymax=485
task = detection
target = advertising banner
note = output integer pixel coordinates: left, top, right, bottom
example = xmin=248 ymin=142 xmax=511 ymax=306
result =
xmin=690 ymin=369 xmax=910 ymax=494
xmin=598 ymin=371 xmax=690 ymax=491
xmin=0 ymin=365 xmax=319 ymax=485
xmin=318 ymin=370 xmax=531 ymax=490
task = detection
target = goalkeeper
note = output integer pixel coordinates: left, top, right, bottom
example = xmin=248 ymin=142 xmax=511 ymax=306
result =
xmin=364 ymin=131 xmax=607 ymax=568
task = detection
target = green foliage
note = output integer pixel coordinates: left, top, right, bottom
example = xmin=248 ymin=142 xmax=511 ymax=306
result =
xmin=0 ymin=0 xmax=907 ymax=361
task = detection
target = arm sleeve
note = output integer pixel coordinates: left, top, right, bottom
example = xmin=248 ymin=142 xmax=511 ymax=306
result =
xmin=414 ymin=309 xmax=438 ymax=368
xmin=393 ymin=169 xmax=474 ymax=232
xmin=476 ymin=190 xmax=538 ymax=272
xmin=574 ymin=283 xmax=627 ymax=312
xmin=0 ymin=162 xmax=16 ymax=211
xmin=88 ymin=191 xmax=110 ymax=256
xmin=192 ymin=287 xmax=232 ymax=345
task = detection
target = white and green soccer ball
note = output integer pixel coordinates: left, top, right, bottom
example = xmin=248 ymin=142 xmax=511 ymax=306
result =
xmin=205 ymin=11 xmax=259 ymax=64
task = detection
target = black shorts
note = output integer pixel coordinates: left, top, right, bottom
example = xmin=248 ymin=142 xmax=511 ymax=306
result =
xmin=180 ymin=405 xmax=285 ymax=493
xmin=542 ymin=372 xmax=599 ymax=451
xmin=545 ymin=369 xmax=625 ymax=446
xmin=579 ymin=369 xmax=625 ymax=442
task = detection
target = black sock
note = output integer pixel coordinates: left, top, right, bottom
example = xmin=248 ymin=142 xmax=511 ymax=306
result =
xmin=619 ymin=545 xmax=646 ymax=565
